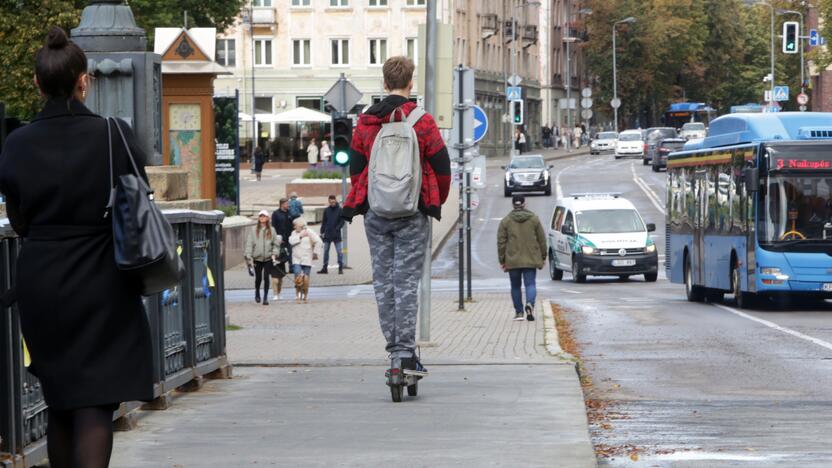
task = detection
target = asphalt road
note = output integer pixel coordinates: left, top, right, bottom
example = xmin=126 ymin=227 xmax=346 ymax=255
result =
xmin=432 ymin=150 xmax=832 ymax=467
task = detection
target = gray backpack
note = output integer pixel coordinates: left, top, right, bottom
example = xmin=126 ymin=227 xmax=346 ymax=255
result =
xmin=368 ymin=107 xmax=426 ymax=219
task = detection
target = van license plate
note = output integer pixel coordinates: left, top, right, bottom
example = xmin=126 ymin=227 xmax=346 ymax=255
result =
xmin=823 ymin=283 xmax=832 ymax=292
xmin=612 ymin=259 xmax=636 ymax=267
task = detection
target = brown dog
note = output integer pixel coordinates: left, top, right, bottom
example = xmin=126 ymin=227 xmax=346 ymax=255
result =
xmin=294 ymin=274 xmax=309 ymax=303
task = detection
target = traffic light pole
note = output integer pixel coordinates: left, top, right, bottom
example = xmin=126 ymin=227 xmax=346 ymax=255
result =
xmin=337 ymin=74 xmax=349 ymax=268
xmin=419 ymin=0 xmax=437 ymax=341
xmin=456 ymin=65 xmax=466 ymax=312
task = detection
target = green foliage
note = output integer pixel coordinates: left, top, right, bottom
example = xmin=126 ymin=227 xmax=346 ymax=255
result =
xmin=302 ymin=169 xmax=343 ymax=180
xmin=0 ymin=0 xmax=244 ymax=120
xmin=585 ymin=0 xmax=811 ymax=126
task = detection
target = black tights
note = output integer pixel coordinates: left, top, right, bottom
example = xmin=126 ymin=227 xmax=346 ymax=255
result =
xmin=254 ymin=261 xmax=270 ymax=297
xmin=47 ymin=406 xmax=115 ymax=468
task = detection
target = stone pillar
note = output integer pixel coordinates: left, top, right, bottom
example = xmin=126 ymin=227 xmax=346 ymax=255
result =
xmin=71 ymin=0 xmax=163 ymax=165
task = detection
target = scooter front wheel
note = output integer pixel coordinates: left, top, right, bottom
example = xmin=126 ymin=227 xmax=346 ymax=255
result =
xmin=391 ymin=384 xmax=403 ymax=402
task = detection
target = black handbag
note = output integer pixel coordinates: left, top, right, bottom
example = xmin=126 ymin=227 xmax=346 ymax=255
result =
xmin=107 ymin=117 xmax=185 ymax=295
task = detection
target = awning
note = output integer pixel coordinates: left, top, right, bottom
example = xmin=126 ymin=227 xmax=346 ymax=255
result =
xmin=271 ymin=107 xmax=332 ymax=123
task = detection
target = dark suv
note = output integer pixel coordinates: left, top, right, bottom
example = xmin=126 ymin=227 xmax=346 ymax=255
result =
xmin=652 ymin=138 xmax=686 ymax=172
xmin=643 ymin=127 xmax=678 ymax=166
xmin=503 ymin=155 xmax=553 ymax=197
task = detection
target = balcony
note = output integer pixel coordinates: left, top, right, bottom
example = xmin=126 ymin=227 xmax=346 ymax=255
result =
xmin=481 ymin=14 xmax=498 ymax=40
xmin=251 ymin=7 xmax=276 ymax=25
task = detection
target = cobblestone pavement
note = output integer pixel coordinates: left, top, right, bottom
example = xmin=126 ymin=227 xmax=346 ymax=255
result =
xmin=226 ymin=293 xmax=552 ymax=366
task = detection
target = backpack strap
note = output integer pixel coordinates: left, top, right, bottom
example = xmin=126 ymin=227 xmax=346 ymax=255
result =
xmin=406 ymin=107 xmax=426 ymax=128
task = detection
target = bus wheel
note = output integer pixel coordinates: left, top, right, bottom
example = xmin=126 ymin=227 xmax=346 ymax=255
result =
xmin=685 ymin=256 xmax=704 ymax=302
xmin=732 ymin=263 xmax=754 ymax=309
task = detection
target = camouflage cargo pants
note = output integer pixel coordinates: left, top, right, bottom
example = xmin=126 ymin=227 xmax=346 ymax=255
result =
xmin=364 ymin=210 xmax=428 ymax=358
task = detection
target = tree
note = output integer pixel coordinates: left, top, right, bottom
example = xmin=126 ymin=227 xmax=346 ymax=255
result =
xmin=0 ymin=0 xmax=243 ymax=120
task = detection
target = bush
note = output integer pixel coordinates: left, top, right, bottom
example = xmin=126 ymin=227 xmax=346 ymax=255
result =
xmin=302 ymin=169 xmax=343 ymax=180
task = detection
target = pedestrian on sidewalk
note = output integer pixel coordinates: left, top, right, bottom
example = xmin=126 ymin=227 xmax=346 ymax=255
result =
xmin=573 ymin=124 xmax=583 ymax=149
xmin=254 ymin=146 xmax=265 ymax=181
xmin=514 ymin=127 xmax=527 ymax=154
xmin=497 ymin=195 xmax=547 ymax=321
xmin=541 ymin=124 xmax=551 ymax=148
xmin=307 ymin=138 xmax=319 ymax=169
xmin=0 ymin=27 xmax=154 ymax=467
xmin=342 ymin=55 xmax=451 ymax=375
xmin=245 ymin=210 xmax=281 ymax=305
xmin=288 ymin=191 xmax=304 ymax=219
xmin=552 ymin=125 xmax=560 ymax=149
xmin=318 ymin=195 xmax=345 ymax=275
xmin=271 ymin=198 xmax=294 ymax=300
xmin=320 ymin=140 xmax=332 ymax=167
xmin=289 ymin=218 xmax=321 ymax=302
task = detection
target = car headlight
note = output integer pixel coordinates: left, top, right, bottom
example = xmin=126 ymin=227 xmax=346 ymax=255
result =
xmin=543 ymin=170 xmax=550 ymax=181
xmin=645 ymin=244 xmax=656 ymax=253
xmin=760 ymin=267 xmax=781 ymax=275
xmin=505 ymin=172 xmax=511 ymax=182
xmin=581 ymin=246 xmax=595 ymax=255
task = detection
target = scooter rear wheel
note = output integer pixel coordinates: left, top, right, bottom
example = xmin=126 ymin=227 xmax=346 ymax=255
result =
xmin=391 ymin=384 xmax=403 ymax=402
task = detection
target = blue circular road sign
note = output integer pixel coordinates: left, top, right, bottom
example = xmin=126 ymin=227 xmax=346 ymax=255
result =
xmin=472 ymin=105 xmax=488 ymax=144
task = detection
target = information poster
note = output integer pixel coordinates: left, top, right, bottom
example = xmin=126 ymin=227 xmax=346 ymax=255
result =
xmin=213 ymin=94 xmax=240 ymax=215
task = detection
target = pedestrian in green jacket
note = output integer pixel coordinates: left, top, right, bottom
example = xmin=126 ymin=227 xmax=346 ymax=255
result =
xmin=497 ymin=195 xmax=547 ymax=321
xmin=245 ymin=210 xmax=282 ymax=305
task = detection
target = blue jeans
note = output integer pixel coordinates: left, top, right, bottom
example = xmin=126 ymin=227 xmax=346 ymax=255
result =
xmin=322 ymin=240 xmax=343 ymax=268
xmin=292 ymin=264 xmax=312 ymax=276
xmin=508 ymin=268 xmax=537 ymax=314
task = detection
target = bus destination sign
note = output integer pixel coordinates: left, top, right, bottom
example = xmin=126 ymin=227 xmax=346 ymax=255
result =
xmin=775 ymin=158 xmax=832 ymax=171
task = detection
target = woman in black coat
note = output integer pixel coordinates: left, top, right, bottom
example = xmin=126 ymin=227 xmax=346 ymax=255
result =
xmin=0 ymin=27 xmax=153 ymax=468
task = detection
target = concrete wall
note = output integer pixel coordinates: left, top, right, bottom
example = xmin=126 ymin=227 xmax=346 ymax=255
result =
xmin=223 ymin=216 xmax=256 ymax=269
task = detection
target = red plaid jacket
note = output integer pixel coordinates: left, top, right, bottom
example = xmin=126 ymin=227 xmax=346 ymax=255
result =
xmin=341 ymin=96 xmax=451 ymax=221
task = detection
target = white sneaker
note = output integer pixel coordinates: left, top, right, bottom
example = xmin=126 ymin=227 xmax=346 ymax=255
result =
xmin=272 ymin=295 xmax=279 ymax=301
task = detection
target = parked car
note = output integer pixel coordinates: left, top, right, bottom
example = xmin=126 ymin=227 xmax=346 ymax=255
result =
xmin=643 ymin=127 xmax=678 ymax=165
xmin=590 ymin=131 xmax=618 ymax=155
xmin=547 ymin=193 xmax=659 ymax=283
xmin=652 ymin=138 xmax=686 ymax=172
xmin=502 ymin=154 xmax=553 ymax=197
xmin=680 ymin=122 xmax=707 ymax=140
xmin=614 ymin=130 xmax=645 ymax=159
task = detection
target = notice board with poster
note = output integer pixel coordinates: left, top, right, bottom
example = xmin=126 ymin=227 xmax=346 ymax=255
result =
xmin=214 ymin=94 xmax=240 ymax=215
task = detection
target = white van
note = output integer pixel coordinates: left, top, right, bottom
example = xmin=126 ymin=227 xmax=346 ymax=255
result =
xmin=547 ymin=193 xmax=659 ymax=283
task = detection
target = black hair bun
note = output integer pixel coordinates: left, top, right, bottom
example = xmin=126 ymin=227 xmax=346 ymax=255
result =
xmin=46 ymin=27 xmax=69 ymax=49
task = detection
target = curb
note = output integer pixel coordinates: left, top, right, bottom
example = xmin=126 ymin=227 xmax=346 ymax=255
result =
xmin=543 ymin=300 xmax=578 ymax=364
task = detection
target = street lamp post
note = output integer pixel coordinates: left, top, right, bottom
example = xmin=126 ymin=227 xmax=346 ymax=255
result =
xmin=778 ymin=8 xmax=806 ymax=109
xmin=509 ymin=1 xmax=540 ymax=156
xmin=744 ymin=1 xmax=776 ymax=111
xmin=564 ymin=7 xmax=592 ymax=151
xmin=612 ymin=17 xmax=636 ymax=133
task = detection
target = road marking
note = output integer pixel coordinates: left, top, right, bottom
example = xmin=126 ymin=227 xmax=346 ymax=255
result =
xmin=715 ymin=303 xmax=832 ymax=353
xmin=347 ymin=288 xmax=361 ymax=297
xmin=554 ymin=163 xmax=576 ymax=200
xmin=561 ymin=289 xmax=582 ymax=294
xmin=631 ymin=163 xmax=666 ymax=215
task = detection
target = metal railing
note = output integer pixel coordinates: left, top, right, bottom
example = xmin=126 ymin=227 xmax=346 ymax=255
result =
xmin=0 ymin=210 xmax=229 ymax=468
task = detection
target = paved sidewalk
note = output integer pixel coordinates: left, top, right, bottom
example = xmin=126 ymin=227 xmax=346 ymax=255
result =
xmin=110 ymin=294 xmax=596 ymax=467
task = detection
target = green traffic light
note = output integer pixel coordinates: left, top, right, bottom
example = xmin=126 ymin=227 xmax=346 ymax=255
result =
xmin=334 ymin=151 xmax=350 ymax=165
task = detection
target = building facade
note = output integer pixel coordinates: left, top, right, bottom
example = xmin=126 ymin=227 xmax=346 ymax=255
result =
xmin=214 ymin=0 xmax=544 ymax=159
xmin=540 ymin=0 xmax=588 ymax=135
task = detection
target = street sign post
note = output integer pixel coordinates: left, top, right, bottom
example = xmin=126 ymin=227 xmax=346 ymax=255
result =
xmin=611 ymin=98 xmax=621 ymax=109
xmin=810 ymin=29 xmax=819 ymax=47
xmin=324 ymin=75 xmax=362 ymax=114
xmin=508 ymin=74 xmax=522 ymax=87
xmin=773 ymin=86 xmax=789 ymax=102
xmin=797 ymin=93 xmax=809 ymax=106
xmin=581 ymin=109 xmax=593 ymax=120
xmin=581 ymin=87 xmax=592 ymax=98
xmin=506 ymin=86 xmax=522 ymax=101
xmin=472 ymin=105 xmax=488 ymax=144
xmin=581 ymin=97 xmax=593 ymax=109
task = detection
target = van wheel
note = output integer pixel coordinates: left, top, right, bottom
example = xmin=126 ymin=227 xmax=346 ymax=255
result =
xmin=684 ymin=256 xmax=704 ymax=302
xmin=732 ymin=262 xmax=754 ymax=309
xmin=572 ymin=257 xmax=586 ymax=284
xmin=644 ymin=272 xmax=658 ymax=282
xmin=504 ymin=186 xmax=511 ymax=197
xmin=652 ymin=165 xmax=659 ymax=172
xmin=549 ymin=254 xmax=563 ymax=281
xmin=642 ymin=157 xmax=649 ymax=166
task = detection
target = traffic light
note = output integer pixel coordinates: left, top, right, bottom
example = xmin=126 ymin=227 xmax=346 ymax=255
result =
xmin=783 ymin=21 xmax=799 ymax=54
xmin=332 ymin=115 xmax=352 ymax=167
xmin=510 ymin=100 xmax=524 ymax=125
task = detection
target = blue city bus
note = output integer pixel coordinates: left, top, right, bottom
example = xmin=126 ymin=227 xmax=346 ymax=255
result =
xmin=663 ymin=102 xmax=716 ymax=129
xmin=666 ymin=112 xmax=832 ymax=307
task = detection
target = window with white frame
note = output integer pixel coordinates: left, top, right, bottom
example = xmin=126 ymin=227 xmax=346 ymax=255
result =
xmin=406 ymin=0 xmax=425 ymax=6
xmin=253 ymin=0 xmax=272 ymax=6
xmin=331 ymin=39 xmax=349 ymax=66
xmin=405 ymin=38 xmax=417 ymax=64
xmin=369 ymin=0 xmax=388 ymax=6
xmin=369 ymin=39 xmax=387 ymax=65
xmin=216 ymin=39 xmax=236 ymax=67
xmin=254 ymin=38 xmax=272 ymax=66
xmin=292 ymin=39 xmax=311 ymax=66
xmin=291 ymin=0 xmax=310 ymax=6
xmin=330 ymin=0 xmax=348 ymax=6
xmin=255 ymin=97 xmax=273 ymax=114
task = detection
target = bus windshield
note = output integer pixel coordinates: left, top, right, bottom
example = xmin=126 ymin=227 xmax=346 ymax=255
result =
xmin=759 ymin=176 xmax=832 ymax=248
xmin=576 ymin=209 xmax=645 ymax=234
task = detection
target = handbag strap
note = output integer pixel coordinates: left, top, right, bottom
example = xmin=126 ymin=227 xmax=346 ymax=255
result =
xmin=104 ymin=117 xmax=153 ymax=216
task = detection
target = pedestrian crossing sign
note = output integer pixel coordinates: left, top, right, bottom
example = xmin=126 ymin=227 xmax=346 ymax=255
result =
xmin=773 ymin=86 xmax=789 ymax=102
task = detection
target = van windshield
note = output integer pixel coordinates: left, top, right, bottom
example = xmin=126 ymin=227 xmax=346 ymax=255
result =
xmin=576 ymin=209 xmax=646 ymax=233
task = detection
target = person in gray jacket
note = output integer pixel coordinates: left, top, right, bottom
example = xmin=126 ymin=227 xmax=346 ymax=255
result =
xmin=245 ymin=210 xmax=281 ymax=305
